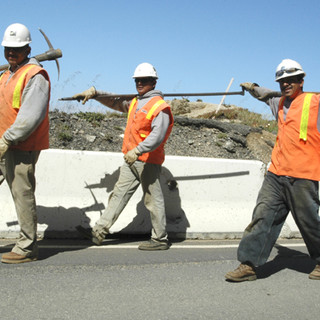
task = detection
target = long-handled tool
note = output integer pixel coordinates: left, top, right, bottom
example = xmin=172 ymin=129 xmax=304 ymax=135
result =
xmin=0 ymin=28 xmax=62 ymax=79
xmin=59 ymin=88 xmax=245 ymax=101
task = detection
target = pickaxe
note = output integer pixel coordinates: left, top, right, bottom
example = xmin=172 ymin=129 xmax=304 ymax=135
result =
xmin=0 ymin=28 xmax=62 ymax=79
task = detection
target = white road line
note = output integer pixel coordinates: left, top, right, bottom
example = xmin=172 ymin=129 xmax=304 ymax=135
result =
xmin=87 ymin=243 xmax=306 ymax=249
xmin=0 ymin=243 xmax=302 ymax=249
xmin=0 ymin=243 xmax=306 ymax=249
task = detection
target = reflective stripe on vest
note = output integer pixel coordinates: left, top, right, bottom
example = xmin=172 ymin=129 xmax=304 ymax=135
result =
xmin=299 ymin=93 xmax=313 ymax=141
xmin=127 ymin=97 xmax=137 ymax=118
xmin=279 ymin=93 xmax=314 ymax=142
xmin=127 ymin=97 xmax=166 ymax=120
xmin=146 ymin=99 xmax=166 ymax=120
xmin=12 ymin=65 xmax=36 ymax=109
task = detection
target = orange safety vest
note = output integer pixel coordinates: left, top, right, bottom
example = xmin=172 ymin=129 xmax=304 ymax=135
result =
xmin=122 ymin=96 xmax=174 ymax=165
xmin=0 ymin=64 xmax=50 ymax=151
xmin=268 ymin=93 xmax=320 ymax=180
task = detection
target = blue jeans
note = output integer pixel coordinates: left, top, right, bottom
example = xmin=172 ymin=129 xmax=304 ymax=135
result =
xmin=238 ymin=171 xmax=320 ymax=266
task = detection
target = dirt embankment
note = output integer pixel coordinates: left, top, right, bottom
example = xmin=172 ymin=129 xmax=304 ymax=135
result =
xmin=49 ymin=101 xmax=276 ymax=165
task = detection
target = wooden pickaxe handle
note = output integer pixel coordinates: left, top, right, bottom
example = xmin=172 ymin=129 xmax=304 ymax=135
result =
xmin=34 ymin=48 xmax=62 ymax=63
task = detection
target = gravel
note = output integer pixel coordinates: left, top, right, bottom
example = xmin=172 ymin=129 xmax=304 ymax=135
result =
xmin=49 ymin=110 xmax=276 ymax=165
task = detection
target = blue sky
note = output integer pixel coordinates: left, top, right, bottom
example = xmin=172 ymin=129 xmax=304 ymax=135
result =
xmin=1 ymin=0 xmax=320 ymax=117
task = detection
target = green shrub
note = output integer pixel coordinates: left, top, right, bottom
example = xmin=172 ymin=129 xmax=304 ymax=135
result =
xmin=77 ymin=112 xmax=105 ymax=123
xmin=57 ymin=124 xmax=73 ymax=142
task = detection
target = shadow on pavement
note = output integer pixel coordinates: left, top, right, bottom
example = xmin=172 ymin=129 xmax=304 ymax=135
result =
xmin=0 ymin=232 xmax=187 ymax=262
xmin=35 ymin=235 xmax=151 ymax=261
xmin=0 ymin=239 xmax=92 ymax=262
xmin=256 ymin=244 xmax=315 ymax=279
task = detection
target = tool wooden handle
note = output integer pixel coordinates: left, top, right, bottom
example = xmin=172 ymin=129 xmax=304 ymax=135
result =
xmin=0 ymin=48 xmax=62 ymax=71
xmin=34 ymin=48 xmax=62 ymax=62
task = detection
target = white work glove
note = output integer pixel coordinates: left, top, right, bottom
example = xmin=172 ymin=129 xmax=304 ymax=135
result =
xmin=240 ymin=82 xmax=260 ymax=99
xmin=0 ymin=136 xmax=11 ymax=159
xmin=72 ymin=86 xmax=97 ymax=105
xmin=124 ymin=147 xmax=142 ymax=166
xmin=240 ymin=82 xmax=257 ymax=91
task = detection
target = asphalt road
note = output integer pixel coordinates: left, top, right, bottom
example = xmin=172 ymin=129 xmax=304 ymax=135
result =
xmin=0 ymin=238 xmax=319 ymax=320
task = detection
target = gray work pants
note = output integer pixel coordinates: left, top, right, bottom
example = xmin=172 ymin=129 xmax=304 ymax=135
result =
xmin=93 ymin=161 xmax=167 ymax=241
xmin=238 ymin=171 xmax=320 ymax=266
xmin=0 ymin=149 xmax=40 ymax=257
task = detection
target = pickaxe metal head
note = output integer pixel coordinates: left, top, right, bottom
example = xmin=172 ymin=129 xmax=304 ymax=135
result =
xmin=38 ymin=28 xmax=61 ymax=80
xmin=0 ymin=28 xmax=62 ymax=79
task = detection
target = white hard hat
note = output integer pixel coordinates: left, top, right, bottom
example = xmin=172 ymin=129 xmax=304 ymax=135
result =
xmin=2 ymin=23 xmax=32 ymax=47
xmin=132 ymin=62 xmax=158 ymax=79
xmin=275 ymin=59 xmax=305 ymax=82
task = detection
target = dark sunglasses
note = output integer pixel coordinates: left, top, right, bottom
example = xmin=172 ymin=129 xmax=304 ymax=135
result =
xmin=5 ymin=46 xmax=28 ymax=53
xmin=275 ymin=67 xmax=302 ymax=78
xmin=134 ymin=77 xmax=154 ymax=84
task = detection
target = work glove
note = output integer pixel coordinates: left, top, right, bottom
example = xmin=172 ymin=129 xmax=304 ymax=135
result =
xmin=72 ymin=86 xmax=97 ymax=105
xmin=240 ymin=82 xmax=257 ymax=91
xmin=240 ymin=82 xmax=281 ymax=100
xmin=240 ymin=82 xmax=260 ymax=99
xmin=124 ymin=147 xmax=142 ymax=166
xmin=0 ymin=136 xmax=11 ymax=159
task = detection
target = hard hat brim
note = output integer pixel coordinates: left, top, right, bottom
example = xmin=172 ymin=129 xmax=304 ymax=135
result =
xmin=132 ymin=76 xmax=158 ymax=79
xmin=1 ymin=40 xmax=31 ymax=47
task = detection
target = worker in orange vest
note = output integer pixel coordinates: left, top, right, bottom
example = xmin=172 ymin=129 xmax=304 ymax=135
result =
xmin=0 ymin=23 xmax=50 ymax=263
xmin=73 ymin=63 xmax=174 ymax=250
xmin=225 ymin=59 xmax=320 ymax=281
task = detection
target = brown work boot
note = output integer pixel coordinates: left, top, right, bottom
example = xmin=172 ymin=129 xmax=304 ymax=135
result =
xmin=225 ymin=263 xmax=257 ymax=282
xmin=309 ymin=264 xmax=320 ymax=280
xmin=138 ymin=239 xmax=170 ymax=251
xmin=1 ymin=252 xmax=37 ymax=264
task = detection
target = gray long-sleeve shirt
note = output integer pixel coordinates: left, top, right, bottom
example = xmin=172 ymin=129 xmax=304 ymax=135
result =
xmin=3 ymin=58 xmax=50 ymax=144
xmin=94 ymin=89 xmax=171 ymax=154
xmin=252 ymin=86 xmax=320 ymax=129
xmin=253 ymin=86 xmax=288 ymax=120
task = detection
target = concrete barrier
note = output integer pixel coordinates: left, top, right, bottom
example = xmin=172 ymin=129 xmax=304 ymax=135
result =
xmin=0 ymin=149 xmax=300 ymax=239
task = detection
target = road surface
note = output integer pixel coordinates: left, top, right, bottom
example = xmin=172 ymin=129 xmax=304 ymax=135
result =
xmin=0 ymin=238 xmax=318 ymax=319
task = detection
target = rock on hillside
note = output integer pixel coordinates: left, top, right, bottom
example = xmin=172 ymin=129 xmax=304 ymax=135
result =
xmin=49 ymin=100 xmax=277 ymax=165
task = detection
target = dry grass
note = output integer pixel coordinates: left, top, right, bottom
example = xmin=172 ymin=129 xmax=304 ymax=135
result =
xmin=169 ymin=99 xmax=277 ymax=133
xmin=214 ymin=107 xmax=278 ymax=133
